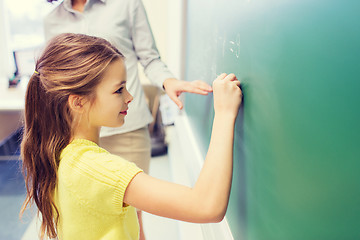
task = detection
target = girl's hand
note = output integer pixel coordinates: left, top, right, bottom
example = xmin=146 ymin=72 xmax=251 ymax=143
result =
xmin=213 ymin=73 xmax=242 ymax=118
xmin=163 ymin=78 xmax=213 ymax=109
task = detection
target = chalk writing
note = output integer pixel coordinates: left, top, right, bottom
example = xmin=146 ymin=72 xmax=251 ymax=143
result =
xmin=229 ymin=33 xmax=240 ymax=58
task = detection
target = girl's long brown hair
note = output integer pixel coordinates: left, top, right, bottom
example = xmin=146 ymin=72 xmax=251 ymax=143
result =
xmin=20 ymin=33 xmax=123 ymax=239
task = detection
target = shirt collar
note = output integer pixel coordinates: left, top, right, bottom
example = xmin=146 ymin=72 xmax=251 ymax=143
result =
xmin=63 ymin=0 xmax=73 ymax=12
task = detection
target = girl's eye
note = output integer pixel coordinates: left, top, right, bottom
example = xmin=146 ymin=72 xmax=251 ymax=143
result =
xmin=115 ymin=87 xmax=124 ymax=94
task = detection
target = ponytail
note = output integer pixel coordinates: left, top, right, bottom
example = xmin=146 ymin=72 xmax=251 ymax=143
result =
xmin=20 ymin=71 xmax=71 ymax=239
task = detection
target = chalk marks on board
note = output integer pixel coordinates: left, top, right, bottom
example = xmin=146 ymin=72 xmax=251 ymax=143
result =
xmin=217 ymin=33 xmax=241 ymax=59
xmin=198 ymin=27 xmax=242 ymax=82
xmin=229 ymin=34 xmax=241 ymax=58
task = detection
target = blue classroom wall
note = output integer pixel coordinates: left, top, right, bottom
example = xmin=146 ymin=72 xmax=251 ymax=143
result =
xmin=184 ymin=0 xmax=360 ymax=239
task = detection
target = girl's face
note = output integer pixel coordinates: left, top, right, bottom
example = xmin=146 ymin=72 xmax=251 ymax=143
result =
xmin=88 ymin=59 xmax=133 ymax=128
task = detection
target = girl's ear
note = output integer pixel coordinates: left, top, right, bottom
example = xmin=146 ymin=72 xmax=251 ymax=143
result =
xmin=68 ymin=94 xmax=86 ymax=113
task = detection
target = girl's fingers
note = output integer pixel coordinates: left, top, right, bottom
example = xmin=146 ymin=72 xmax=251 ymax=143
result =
xmin=234 ymin=80 xmax=241 ymax=87
xmin=224 ymin=73 xmax=236 ymax=81
xmin=214 ymin=73 xmax=241 ymax=89
xmin=216 ymin=73 xmax=227 ymax=80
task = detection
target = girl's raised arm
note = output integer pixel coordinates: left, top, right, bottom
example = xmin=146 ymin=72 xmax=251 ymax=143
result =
xmin=124 ymin=73 xmax=242 ymax=223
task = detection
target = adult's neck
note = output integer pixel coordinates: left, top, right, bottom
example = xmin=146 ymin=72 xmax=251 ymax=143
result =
xmin=72 ymin=0 xmax=87 ymax=12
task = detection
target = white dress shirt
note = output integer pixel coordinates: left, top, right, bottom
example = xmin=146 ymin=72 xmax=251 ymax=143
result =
xmin=44 ymin=0 xmax=175 ymax=137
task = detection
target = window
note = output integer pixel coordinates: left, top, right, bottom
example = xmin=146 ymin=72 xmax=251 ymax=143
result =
xmin=3 ymin=0 xmax=59 ymax=81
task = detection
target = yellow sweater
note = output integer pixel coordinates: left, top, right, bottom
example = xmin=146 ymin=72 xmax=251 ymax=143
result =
xmin=54 ymin=139 xmax=143 ymax=239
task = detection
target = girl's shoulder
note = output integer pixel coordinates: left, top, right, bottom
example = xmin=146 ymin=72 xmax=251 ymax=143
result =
xmin=59 ymin=139 xmax=142 ymax=183
xmin=60 ymin=138 xmax=105 ymax=161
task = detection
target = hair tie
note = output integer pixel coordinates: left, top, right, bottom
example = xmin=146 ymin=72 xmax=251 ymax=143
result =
xmin=34 ymin=70 xmax=39 ymax=75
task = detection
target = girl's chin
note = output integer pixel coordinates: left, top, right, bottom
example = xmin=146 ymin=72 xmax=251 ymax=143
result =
xmin=115 ymin=121 xmax=125 ymax=128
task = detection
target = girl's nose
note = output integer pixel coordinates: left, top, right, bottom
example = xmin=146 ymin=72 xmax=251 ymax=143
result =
xmin=127 ymin=93 xmax=134 ymax=104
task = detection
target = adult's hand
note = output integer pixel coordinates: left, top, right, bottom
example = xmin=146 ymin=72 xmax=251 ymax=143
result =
xmin=163 ymin=78 xmax=213 ymax=109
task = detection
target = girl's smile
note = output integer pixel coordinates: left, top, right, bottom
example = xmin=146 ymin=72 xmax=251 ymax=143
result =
xmin=120 ymin=109 xmax=128 ymax=115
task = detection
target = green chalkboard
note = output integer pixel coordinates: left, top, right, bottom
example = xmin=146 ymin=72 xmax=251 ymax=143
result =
xmin=184 ymin=1 xmax=360 ymax=239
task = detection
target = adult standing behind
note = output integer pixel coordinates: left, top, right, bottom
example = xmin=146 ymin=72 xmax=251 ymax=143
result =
xmin=44 ymin=0 xmax=212 ymax=239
